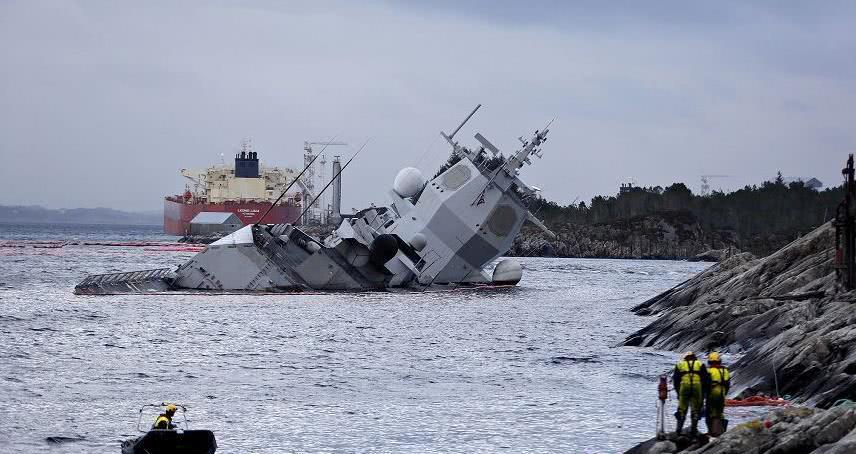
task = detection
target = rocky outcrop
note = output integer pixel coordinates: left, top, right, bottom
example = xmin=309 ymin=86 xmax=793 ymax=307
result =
xmin=509 ymin=213 xmax=724 ymax=259
xmin=688 ymin=249 xmax=736 ymax=262
xmin=623 ymin=222 xmax=856 ymax=407
xmin=627 ymin=405 xmax=856 ymax=454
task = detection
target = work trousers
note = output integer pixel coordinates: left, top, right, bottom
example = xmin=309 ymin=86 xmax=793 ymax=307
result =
xmin=678 ymin=383 xmax=703 ymax=419
xmin=707 ymin=386 xmax=726 ymax=418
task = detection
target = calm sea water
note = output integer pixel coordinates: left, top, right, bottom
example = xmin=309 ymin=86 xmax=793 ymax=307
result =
xmin=0 ymin=223 xmax=757 ymax=453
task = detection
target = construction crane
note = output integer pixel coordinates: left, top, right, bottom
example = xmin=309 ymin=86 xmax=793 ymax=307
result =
xmin=302 ymin=141 xmax=347 ymax=224
xmin=700 ymin=175 xmax=731 ymax=196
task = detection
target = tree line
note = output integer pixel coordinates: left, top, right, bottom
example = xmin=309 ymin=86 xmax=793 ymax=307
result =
xmin=534 ymin=172 xmax=841 ymax=242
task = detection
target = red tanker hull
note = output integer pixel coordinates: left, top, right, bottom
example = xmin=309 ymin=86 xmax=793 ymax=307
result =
xmin=163 ymin=196 xmax=301 ymax=235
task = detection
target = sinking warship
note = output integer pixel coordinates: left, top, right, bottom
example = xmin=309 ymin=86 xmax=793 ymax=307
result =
xmin=75 ymin=106 xmax=555 ymax=295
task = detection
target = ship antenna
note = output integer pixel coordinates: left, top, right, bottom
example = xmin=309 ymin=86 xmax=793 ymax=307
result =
xmin=294 ymin=138 xmax=370 ymax=225
xmin=256 ymin=137 xmax=339 ymax=225
xmin=447 ymin=104 xmax=481 ymax=141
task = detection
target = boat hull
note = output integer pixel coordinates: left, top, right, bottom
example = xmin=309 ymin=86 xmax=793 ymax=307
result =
xmin=121 ymin=429 xmax=216 ymax=454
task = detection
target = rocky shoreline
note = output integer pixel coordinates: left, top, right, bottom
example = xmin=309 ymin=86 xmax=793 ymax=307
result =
xmin=627 ymin=405 xmax=856 ymax=453
xmin=621 ymin=221 xmax=856 ymax=452
xmin=505 ymin=211 xmax=789 ymax=260
xmin=622 ymin=222 xmax=852 ymax=406
xmin=508 ymin=213 xmax=722 ymax=260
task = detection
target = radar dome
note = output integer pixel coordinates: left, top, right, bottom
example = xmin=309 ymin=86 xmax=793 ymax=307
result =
xmin=492 ymin=259 xmax=523 ymax=285
xmin=393 ymin=167 xmax=426 ymax=198
xmin=410 ymin=233 xmax=427 ymax=251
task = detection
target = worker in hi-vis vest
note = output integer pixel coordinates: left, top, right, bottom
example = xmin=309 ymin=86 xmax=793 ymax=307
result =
xmin=153 ymin=404 xmax=178 ymax=430
xmin=705 ymin=352 xmax=731 ymax=436
xmin=673 ymin=351 xmax=709 ymax=435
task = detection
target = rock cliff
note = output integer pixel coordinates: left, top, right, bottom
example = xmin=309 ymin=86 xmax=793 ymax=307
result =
xmin=623 ymin=222 xmax=856 ymax=407
xmin=509 ymin=212 xmax=726 ymax=259
xmin=627 ymin=405 xmax=856 ymax=453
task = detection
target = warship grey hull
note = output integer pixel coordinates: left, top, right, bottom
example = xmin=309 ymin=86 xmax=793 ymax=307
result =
xmin=74 ymin=269 xmax=174 ymax=295
xmin=75 ymin=106 xmax=553 ymax=294
xmin=172 ymin=223 xmax=393 ymax=291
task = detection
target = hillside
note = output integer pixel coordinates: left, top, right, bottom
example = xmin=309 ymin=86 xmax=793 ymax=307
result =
xmin=534 ymin=173 xmax=839 ymax=257
xmin=509 ymin=211 xmax=716 ymax=259
xmin=0 ymin=205 xmax=161 ymax=225
xmin=622 ymin=222 xmax=853 ymax=407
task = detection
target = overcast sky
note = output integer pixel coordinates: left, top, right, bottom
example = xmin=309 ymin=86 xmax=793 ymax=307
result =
xmin=1 ymin=1 xmax=853 ymax=211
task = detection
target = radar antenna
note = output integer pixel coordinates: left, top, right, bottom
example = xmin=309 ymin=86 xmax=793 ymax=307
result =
xmin=440 ymin=104 xmax=481 ymax=160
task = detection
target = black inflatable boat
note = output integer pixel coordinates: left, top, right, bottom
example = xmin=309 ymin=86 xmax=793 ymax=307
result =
xmin=121 ymin=403 xmax=217 ymax=454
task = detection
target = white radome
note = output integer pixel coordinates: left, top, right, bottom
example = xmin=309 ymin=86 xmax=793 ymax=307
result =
xmin=410 ymin=232 xmax=427 ymax=251
xmin=492 ymin=259 xmax=523 ymax=285
xmin=393 ymin=167 xmax=426 ymax=198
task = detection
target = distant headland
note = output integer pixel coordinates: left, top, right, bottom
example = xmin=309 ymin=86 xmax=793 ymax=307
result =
xmin=0 ymin=205 xmax=160 ymax=225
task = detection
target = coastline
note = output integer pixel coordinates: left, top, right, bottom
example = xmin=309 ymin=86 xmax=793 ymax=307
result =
xmin=620 ymin=221 xmax=856 ymax=452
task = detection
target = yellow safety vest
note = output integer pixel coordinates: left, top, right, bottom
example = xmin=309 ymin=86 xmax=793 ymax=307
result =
xmin=676 ymin=360 xmax=703 ymax=387
xmin=709 ymin=366 xmax=730 ymax=388
xmin=153 ymin=415 xmax=171 ymax=429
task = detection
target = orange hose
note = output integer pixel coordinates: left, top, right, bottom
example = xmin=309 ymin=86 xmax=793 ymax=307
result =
xmin=725 ymin=396 xmax=790 ymax=407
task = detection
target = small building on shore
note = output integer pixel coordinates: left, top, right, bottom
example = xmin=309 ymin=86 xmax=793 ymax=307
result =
xmin=784 ymin=176 xmax=823 ymax=191
xmin=189 ymin=212 xmax=243 ymax=236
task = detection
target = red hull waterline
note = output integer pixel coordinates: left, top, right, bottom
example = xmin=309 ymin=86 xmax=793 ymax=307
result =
xmin=164 ymin=197 xmax=301 ymax=235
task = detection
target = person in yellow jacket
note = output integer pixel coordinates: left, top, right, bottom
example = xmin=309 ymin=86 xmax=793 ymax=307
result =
xmin=673 ymin=351 xmax=709 ymax=435
xmin=153 ymin=404 xmax=177 ymax=430
xmin=705 ymin=352 xmax=730 ymax=436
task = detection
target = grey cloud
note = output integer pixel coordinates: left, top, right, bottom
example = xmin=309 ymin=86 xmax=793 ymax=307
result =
xmin=0 ymin=1 xmax=852 ymax=211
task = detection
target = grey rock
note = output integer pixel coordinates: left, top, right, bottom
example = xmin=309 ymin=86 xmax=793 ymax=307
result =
xmin=686 ymin=420 xmax=775 ymax=453
xmin=689 ymin=249 xmax=736 ymax=262
xmin=763 ymin=407 xmax=856 ymax=453
xmin=627 ymin=406 xmax=856 ymax=454
xmin=509 ymin=213 xmax=723 ymax=259
xmin=622 ymin=223 xmax=854 ymax=406
xmin=770 ymin=422 xmax=792 ymax=434
xmin=811 ymin=424 xmax=856 ymax=453
xmin=814 ymin=408 xmax=856 ymax=445
xmin=648 ymin=440 xmax=678 ymax=454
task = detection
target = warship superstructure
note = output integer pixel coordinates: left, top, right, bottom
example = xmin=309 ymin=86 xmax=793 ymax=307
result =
xmin=75 ymin=106 xmax=555 ymax=294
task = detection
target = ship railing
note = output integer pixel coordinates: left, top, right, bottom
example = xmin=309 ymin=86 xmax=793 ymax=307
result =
xmin=77 ymin=268 xmax=173 ymax=286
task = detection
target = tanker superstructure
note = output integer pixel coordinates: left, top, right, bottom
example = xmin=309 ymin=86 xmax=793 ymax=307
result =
xmin=164 ymin=143 xmax=302 ymax=235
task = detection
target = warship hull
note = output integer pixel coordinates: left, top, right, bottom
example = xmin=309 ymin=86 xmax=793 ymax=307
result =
xmin=78 ymin=106 xmax=554 ymax=294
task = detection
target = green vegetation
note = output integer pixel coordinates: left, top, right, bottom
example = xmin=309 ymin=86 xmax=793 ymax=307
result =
xmin=433 ymin=150 xmax=840 ymax=256
xmin=535 ymin=172 xmax=840 ymax=246
xmin=433 ymin=152 xmax=505 ymax=179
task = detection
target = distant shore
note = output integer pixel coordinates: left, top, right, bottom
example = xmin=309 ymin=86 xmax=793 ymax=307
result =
xmin=1 ymin=204 xmax=825 ymax=264
xmin=0 ymin=205 xmax=160 ymax=226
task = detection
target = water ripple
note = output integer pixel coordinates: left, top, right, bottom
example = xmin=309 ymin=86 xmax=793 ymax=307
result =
xmin=0 ymin=224 xmax=729 ymax=453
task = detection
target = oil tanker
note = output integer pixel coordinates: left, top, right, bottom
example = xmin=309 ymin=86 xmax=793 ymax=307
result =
xmin=163 ymin=143 xmax=302 ymax=235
